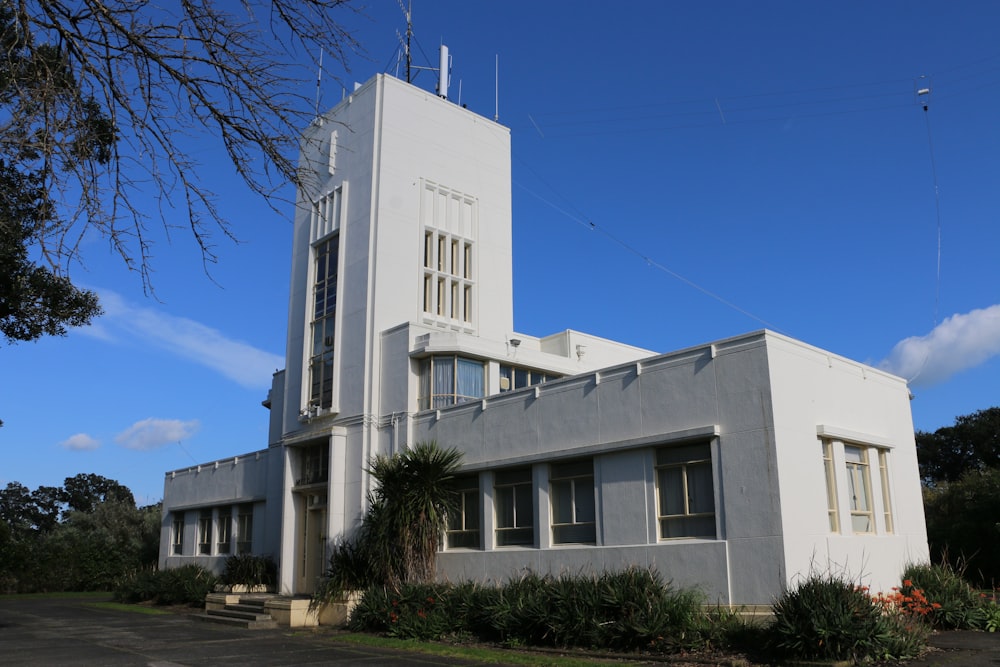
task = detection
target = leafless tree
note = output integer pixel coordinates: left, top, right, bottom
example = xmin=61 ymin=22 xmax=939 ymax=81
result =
xmin=2 ymin=0 xmax=362 ymax=291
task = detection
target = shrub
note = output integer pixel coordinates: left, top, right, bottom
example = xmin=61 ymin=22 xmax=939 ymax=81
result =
xmin=113 ymin=565 xmax=217 ymax=606
xmin=347 ymin=568 xmax=727 ymax=653
xmin=770 ymin=573 xmax=927 ymax=662
xmin=902 ymin=562 xmax=989 ymax=629
xmin=221 ymin=553 xmax=276 ymax=589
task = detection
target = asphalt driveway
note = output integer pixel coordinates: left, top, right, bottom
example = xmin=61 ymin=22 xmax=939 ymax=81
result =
xmin=0 ymin=595 xmax=484 ymax=666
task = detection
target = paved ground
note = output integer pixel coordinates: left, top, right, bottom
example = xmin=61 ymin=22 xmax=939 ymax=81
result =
xmin=0 ymin=595 xmax=486 ymax=666
xmin=1 ymin=594 xmax=998 ymax=666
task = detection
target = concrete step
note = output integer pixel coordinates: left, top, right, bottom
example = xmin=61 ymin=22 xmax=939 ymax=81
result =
xmin=195 ymin=612 xmax=278 ymax=630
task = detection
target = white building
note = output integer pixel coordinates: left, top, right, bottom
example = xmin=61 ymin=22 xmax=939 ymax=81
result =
xmin=160 ymin=72 xmax=929 ymax=604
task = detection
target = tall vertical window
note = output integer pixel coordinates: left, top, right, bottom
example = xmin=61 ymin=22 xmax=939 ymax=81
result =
xmin=822 ymin=440 xmax=840 ymax=533
xmin=217 ymin=509 xmax=232 ymax=554
xmin=198 ymin=509 xmax=213 ymax=555
xmin=420 ymin=183 xmax=476 ymax=326
xmin=446 ymin=474 xmax=480 ymax=549
xmin=656 ymin=443 xmax=716 ymax=539
xmin=171 ymin=512 xmax=185 ymax=555
xmin=297 ymin=444 xmax=329 ymax=486
xmin=236 ymin=504 xmax=254 ymax=554
xmin=418 ymin=355 xmax=485 ymax=410
xmin=878 ymin=449 xmax=894 ymax=534
xmin=550 ymin=460 xmax=596 ymax=544
xmin=309 ymin=234 xmax=338 ymax=410
xmin=495 ymin=468 xmax=533 ymax=546
xmin=845 ymin=445 xmax=873 ymax=534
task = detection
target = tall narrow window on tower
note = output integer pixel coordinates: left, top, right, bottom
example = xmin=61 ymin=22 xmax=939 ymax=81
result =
xmin=420 ymin=181 xmax=477 ymax=328
xmin=309 ymin=233 xmax=339 ymax=410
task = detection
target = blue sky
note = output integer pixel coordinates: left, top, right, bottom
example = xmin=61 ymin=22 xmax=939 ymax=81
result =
xmin=3 ymin=1 xmax=998 ymax=505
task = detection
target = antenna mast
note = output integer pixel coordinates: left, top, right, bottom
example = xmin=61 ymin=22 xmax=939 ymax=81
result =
xmin=398 ymin=0 xmax=413 ymax=83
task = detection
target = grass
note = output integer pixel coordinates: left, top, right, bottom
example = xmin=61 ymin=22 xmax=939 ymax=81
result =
xmin=327 ymin=632 xmax=632 ymax=666
xmin=83 ymin=601 xmax=173 ymax=615
xmin=0 ymin=591 xmax=110 ymax=601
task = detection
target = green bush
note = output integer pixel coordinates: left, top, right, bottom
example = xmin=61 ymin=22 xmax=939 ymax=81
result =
xmin=221 ymin=553 xmax=276 ymax=588
xmin=114 ymin=565 xmax=217 ymax=606
xmin=903 ymin=562 xmax=989 ymax=629
xmin=770 ymin=573 xmax=927 ymax=662
xmin=347 ymin=568 xmax=733 ymax=653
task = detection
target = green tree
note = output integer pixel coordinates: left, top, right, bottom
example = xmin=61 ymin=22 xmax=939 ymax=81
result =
xmin=62 ymin=473 xmax=134 ymax=514
xmin=923 ymin=468 xmax=1000 ymax=587
xmin=916 ymin=407 xmax=1000 ymax=485
xmin=318 ymin=442 xmax=463 ymax=599
xmin=1 ymin=1 xmax=360 ymax=344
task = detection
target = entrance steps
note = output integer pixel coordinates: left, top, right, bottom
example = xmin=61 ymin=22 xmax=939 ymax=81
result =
xmin=201 ymin=591 xmax=359 ymax=628
xmin=199 ymin=595 xmax=278 ymax=629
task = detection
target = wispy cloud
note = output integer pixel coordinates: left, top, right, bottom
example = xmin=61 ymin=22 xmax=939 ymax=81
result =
xmin=77 ymin=289 xmax=284 ymax=389
xmin=879 ymin=304 xmax=1000 ymax=387
xmin=115 ymin=418 xmax=200 ymax=451
xmin=60 ymin=433 xmax=101 ymax=451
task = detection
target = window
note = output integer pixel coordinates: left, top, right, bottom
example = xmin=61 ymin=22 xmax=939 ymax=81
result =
xmin=499 ymin=364 xmax=559 ymax=392
xmin=845 ymin=445 xmax=874 ymax=534
xmin=297 ymin=444 xmax=329 ymax=486
xmin=656 ymin=443 xmax=716 ymax=539
xmin=822 ymin=440 xmax=840 ymax=532
xmin=217 ymin=510 xmax=232 ymax=554
xmin=446 ymin=475 xmax=480 ymax=549
xmin=419 ymin=355 xmax=485 ymax=410
xmin=550 ymin=460 xmax=596 ymax=544
xmin=495 ymin=468 xmax=533 ymax=546
xmin=420 ymin=186 xmax=475 ymax=327
xmin=309 ymin=234 xmax=339 ymax=410
xmin=236 ymin=504 xmax=253 ymax=554
xmin=171 ymin=513 xmax=185 ymax=555
xmin=198 ymin=509 xmax=213 ymax=555
xmin=878 ymin=450 xmax=894 ymax=534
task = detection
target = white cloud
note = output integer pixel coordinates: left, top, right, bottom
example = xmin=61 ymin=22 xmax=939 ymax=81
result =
xmin=60 ymin=433 xmax=101 ymax=451
xmin=77 ymin=289 xmax=283 ymax=389
xmin=115 ymin=418 xmax=200 ymax=451
xmin=879 ymin=304 xmax=1000 ymax=387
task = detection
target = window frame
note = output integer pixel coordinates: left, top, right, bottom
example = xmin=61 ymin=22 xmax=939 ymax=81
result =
xmin=419 ymin=355 xmax=486 ymax=410
xmin=445 ymin=474 xmax=481 ymax=549
xmin=197 ymin=509 xmax=213 ymax=555
xmin=822 ymin=440 xmax=841 ymax=533
xmin=171 ymin=512 xmax=185 ymax=555
xmin=308 ymin=234 xmax=339 ymax=410
xmin=494 ymin=468 xmax=534 ymax=547
xmin=236 ymin=504 xmax=253 ymax=554
xmin=217 ymin=509 xmax=232 ymax=554
xmin=878 ymin=449 xmax=894 ymax=534
xmin=654 ymin=442 xmax=717 ymax=540
xmin=844 ymin=445 xmax=874 ymax=534
xmin=549 ymin=459 xmax=596 ymax=544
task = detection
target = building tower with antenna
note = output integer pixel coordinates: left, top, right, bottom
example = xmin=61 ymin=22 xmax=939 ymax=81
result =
xmin=160 ymin=55 xmax=928 ymax=609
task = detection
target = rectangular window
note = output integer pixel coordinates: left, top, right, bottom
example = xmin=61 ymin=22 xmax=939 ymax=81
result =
xmin=420 ymin=227 xmax=474 ymax=324
xmin=198 ymin=509 xmax=213 ymax=555
xmin=463 ymin=285 xmax=472 ymax=323
xmin=550 ymin=460 xmax=596 ymax=544
xmin=171 ymin=512 xmax=184 ymax=555
xmin=845 ymin=445 xmax=874 ymax=534
xmin=450 ymin=281 xmax=459 ymax=319
xmin=309 ymin=235 xmax=338 ymax=410
xmin=236 ymin=504 xmax=253 ymax=554
xmin=424 ymin=231 xmax=433 ymax=269
xmin=446 ymin=474 xmax=480 ymax=549
xmin=495 ymin=468 xmax=533 ymax=546
xmin=499 ymin=365 xmax=559 ymax=393
xmin=656 ymin=443 xmax=716 ymax=539
xmin=823 ymin=440 xmax=840 ymax=533
xmin=437 ymin=278 xmax=445 ymax=316
xmin=419 ymin=355 xmax=485 ymax=410
xmin=878 ymin=449 xmax=894 ymax=534
xmin=217 ymin=510 xmax=232 ymax=554
xmin=451 ymin=239 xmax=459 ymax=276
xmin=298 ymin=444 xmax=329 ymax=486
xmin=464 ymin=243 xmax=472 ymax=279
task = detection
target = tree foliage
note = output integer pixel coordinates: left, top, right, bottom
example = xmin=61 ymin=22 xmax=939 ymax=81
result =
xmin=0 ymin=474 xmax=158 ymax=593
xmin=317 ymin=442 xmax=463 ymax=600
xmin=923 ymin=468 xmax=1000 ymax=587
xmin=1 ymin=0 xmax=360 ymax=342
xmin=916 ymin=407 xmax=1000 ymax=485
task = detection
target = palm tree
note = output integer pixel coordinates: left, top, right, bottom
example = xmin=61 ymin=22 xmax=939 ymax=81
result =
xmin=368 ymin=442 xmax=463 ymax=586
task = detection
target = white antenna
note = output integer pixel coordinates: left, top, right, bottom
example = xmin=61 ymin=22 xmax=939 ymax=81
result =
xmin=494 ymin=54 xmax=499 ymax=121
xmin=437 ymin=44 xmax=450 ymax=99
xmin=314 ymin=47 xmax=324 ymax=116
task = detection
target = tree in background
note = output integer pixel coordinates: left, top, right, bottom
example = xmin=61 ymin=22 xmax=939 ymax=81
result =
xmin=2 ymin=1 xmax=360 ymax=343
xmin=917 ymin=407 xmax=1000 ymax=586
xmin=0 ymin=475 xmax=159 ymax=593
xmin=915 ymin=407 xmax=1000 ymax=485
